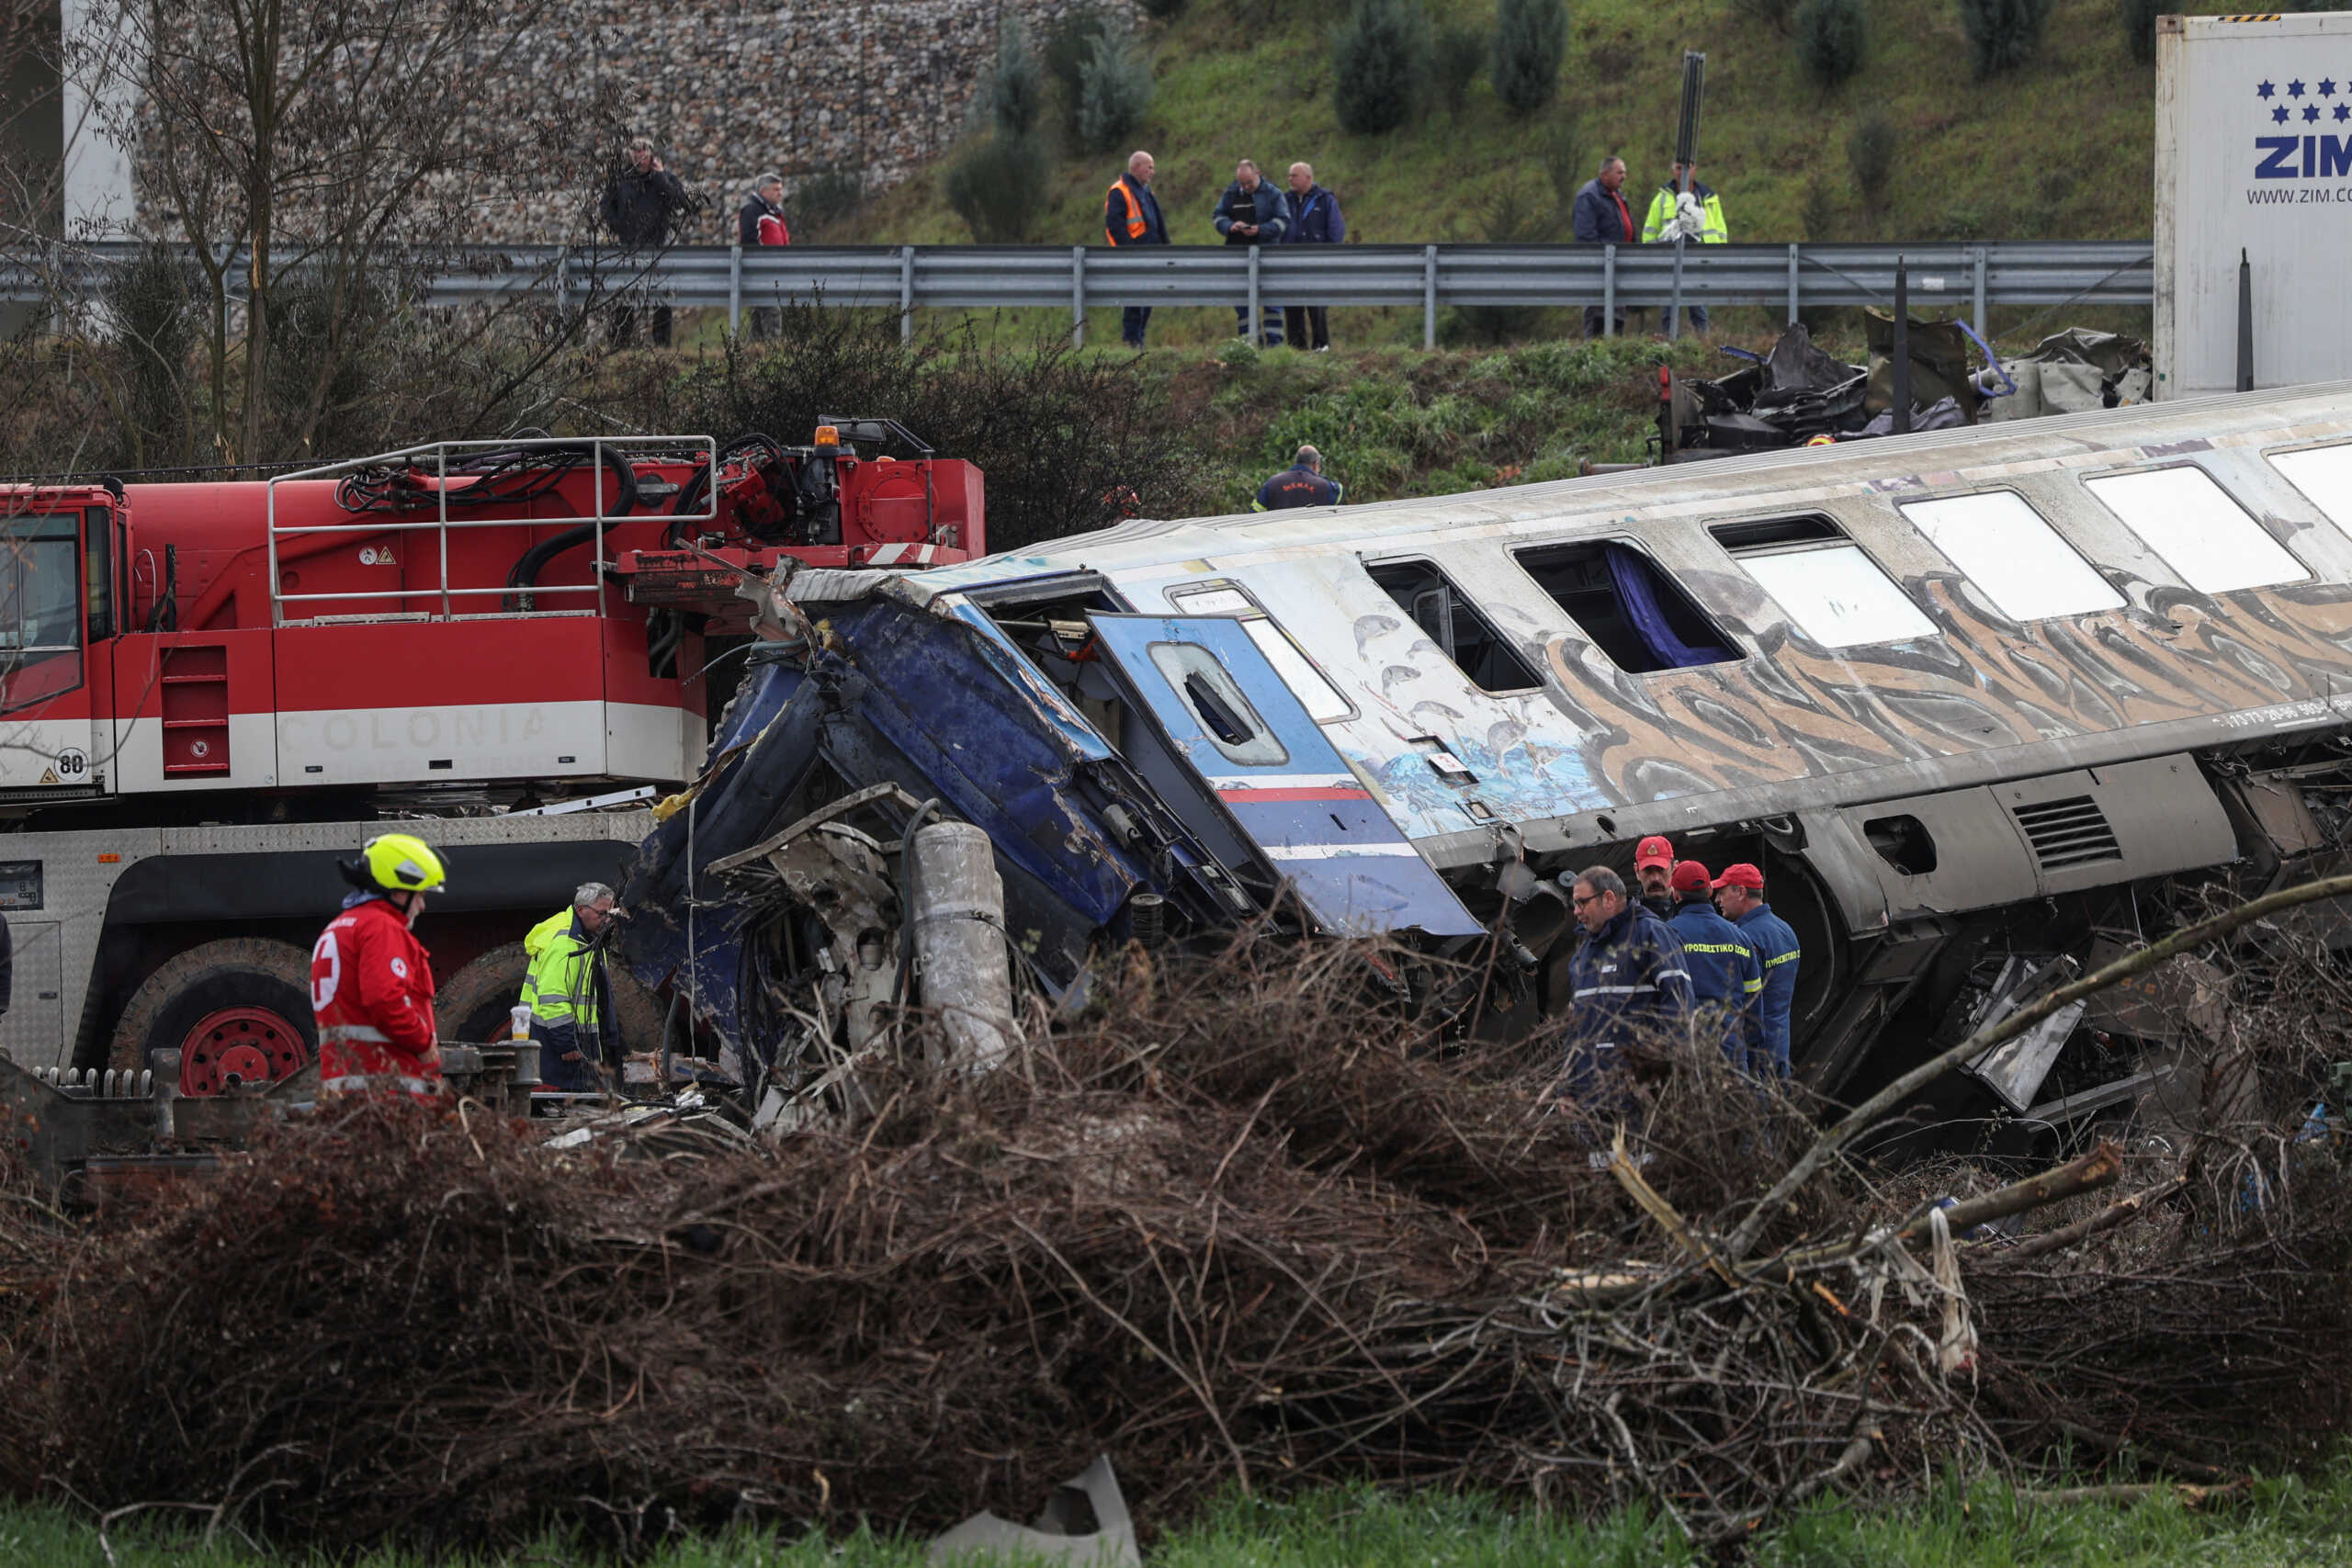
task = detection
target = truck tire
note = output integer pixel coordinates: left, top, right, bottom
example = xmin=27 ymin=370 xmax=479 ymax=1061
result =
xmin=437 ymin=941 xmax=667 ymax=1055
xmin=107 ymin=938 xmax=317 ymax=1097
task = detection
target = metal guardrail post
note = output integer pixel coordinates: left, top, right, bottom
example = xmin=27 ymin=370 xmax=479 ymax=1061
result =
xmin=1423 ymin=245 xmax=1438 ymax=349
xmin=1071 ymin=245 xmax=1086 ymax=348
xmin=1973 ymin=245 xmax=1988 ymax=335
xmin=899 ymin=246 xmax=915 ymax=344
xmin=1787 ymin=243 xmax=1800 ymax=325
xmin=1247 ymin=244 xmax=1261 ymax=345
xmin=728 ymin=243 xmax=742 ymax=334
xmin=1603 ymin=244 xmax=1617 ymax=338
xmin=556 ymin=247 xmax=570 ymax=317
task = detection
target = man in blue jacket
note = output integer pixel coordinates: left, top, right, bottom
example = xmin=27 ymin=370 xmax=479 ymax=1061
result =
xmin=1571 ymin=155 xmax=1635 ymax=339
xmin=1213 ymin=159 xmax=1287 ymax=344
xmin=1557 ymin=865 xmax=1691 ymax=1100
xmin=1714 ymin=863 xmax=1801 ymax=1077
xmin=1281 ymin=161 xmax=1344 ymax=352
xmin=1254 ymin=445 xmax=1342 ymax=510
xmin=1664 ymin=860 xmax=1765 ymax=1074
xmin=1103 ymin=150 xmax=1168 ymax=348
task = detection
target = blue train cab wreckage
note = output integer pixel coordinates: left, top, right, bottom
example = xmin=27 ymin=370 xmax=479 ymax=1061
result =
xmin=625 ymin=383 xmax=2352 ymax=1142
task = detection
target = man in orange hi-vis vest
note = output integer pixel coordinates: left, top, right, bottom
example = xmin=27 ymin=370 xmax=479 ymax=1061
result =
xmin=311 ymin=833 xmax=446 ymax=1104
xmin=1102 ymin=150 xmax=1167 ymax=349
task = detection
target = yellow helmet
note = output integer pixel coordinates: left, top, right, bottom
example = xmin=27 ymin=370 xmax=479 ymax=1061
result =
xmin=359 ymin=832 xmax=448 ymax=894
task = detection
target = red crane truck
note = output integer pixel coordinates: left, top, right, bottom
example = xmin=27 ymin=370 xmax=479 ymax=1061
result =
xmin=0 ymin=426 xmax=983 ymax=1095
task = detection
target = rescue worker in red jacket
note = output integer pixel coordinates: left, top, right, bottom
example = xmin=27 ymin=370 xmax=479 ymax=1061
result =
xmin=310 ymin=832 xmax=447 ymax=1102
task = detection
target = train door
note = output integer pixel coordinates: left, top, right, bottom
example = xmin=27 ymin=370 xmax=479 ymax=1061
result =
xmin=0 ymin=501 xmax=115 ymax=795
xmin=1083 ymin=614 xmax=1481 ymax=938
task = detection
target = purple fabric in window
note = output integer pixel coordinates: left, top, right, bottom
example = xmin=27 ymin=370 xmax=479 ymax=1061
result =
xmin=1603 ymin=543 xmax=1733 ymax=668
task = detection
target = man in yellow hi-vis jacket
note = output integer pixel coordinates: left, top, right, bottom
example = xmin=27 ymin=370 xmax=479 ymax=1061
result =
xmin=1641 ymin=161 xmax=1727 ymax=336
xmin=521 ymin=882 xmax=617 ymax=1093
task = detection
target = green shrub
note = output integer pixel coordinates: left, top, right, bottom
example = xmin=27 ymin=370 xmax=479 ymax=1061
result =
xmin=790 ymin=168 xmax=864 ymax=235
xmin=1331 ymin=0 xmax=1430 ymax=136
xmin=1430 ymin=21 xmax=1486 ymax=115
xmin=1490 ymin=0 xmax=1568 ymax=117
xmin=987 ymin=14 xmax=1043 ymax=137
xmin=1957 ymin=0 xmax=2050 ymax=78
xmin=1800 ymin=176 xmax=1837 ymax=241
xmin=103 ymin=244 xmax=201 ymax=468
xmin=941 ymin=133 xmax=1050 ymax=243
xmin=1078 ymin=10 xmax=1155 ymax=152
xmin=2120 ymin=0 xmax=2160 ymax=64
xmin=1046 ymin=6 xmax=1113 ymax=144
xmin=1794 ymin=0 xmax=1865 ymax=85
xmin=1847 ymin=113 xmax=1895 ymax=213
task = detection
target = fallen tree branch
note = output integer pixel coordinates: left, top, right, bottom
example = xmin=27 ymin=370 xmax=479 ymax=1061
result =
xmin=2007 ymin=1173 xmax=2190 ymax=1261
xmin=1725 ymin=872 xmax=2352 ymax=1263
xmin=2019 ymin=1480 xmax=2245 ymax=1508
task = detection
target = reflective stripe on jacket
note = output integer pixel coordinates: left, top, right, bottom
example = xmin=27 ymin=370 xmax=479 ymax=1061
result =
xmin=1734 ymin=902 xmax=1802 ymax=1076
xmin=1667 ymin=897 xmax=1764 ymax=1071
xmin=1639 ymin=181 xmax=1728 ymax=244
xmin=311 ymin=895 xmax=440 ymax=1102
xmin=522 ymin=908 xmax=606 ymax=1034
xmin=1560 ymin=904 xmax=1691 ymax=1091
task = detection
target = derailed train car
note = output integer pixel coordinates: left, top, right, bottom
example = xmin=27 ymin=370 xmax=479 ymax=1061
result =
xmin=627 ymin=383 xmax=2352 ymax=1139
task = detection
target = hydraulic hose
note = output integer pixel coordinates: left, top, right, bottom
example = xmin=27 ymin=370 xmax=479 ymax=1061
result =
xmin=667 ymin=432 xmax=786 ymax=547
xmin=506 ymin=444 xmax=645 ymax=592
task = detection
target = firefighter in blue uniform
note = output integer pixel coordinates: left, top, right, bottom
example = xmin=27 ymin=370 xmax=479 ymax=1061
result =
xmin=1663 ymin=860 xmax=1765 ymax=1073
xmin=1254 ymin=445 xmax=1343 ymax=511
xmin=1713 ymin=863 xmax=1801 ymax=1077
xmin=1557 ymin=864 xmax=1691 ymax=1099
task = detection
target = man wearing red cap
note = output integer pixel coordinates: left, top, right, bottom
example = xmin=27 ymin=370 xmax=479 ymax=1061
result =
xmin=1664 ymin=861 xmax=1765 ymax=1072
xmin=1633 ymin=836 xmax=1677 ymax=919
xmin=1713 ymin=863 xmax=1800 ymax=1077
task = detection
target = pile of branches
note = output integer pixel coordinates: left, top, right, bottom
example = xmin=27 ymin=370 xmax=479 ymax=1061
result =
xmin=0 ymin=924 xmax=2345 ymax=1555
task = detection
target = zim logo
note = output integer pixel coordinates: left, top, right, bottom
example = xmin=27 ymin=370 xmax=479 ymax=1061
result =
xmin=2251 ymin=76 xmax=2352 ymax=178
xmin=2255 ymin=134 xmax=2352 ymax=179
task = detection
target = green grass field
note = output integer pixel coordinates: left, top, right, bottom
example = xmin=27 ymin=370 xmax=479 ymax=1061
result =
xmin=6 ymin=1467 xmax=2349 ymax=1566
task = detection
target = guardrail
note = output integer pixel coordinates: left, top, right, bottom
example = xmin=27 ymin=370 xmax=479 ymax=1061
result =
xmin=2 ymin=239 xmax=2154 ymax=347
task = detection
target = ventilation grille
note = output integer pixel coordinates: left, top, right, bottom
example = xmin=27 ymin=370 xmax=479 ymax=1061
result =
xmin=2012 ymin=795 xmax=2120 ymax=870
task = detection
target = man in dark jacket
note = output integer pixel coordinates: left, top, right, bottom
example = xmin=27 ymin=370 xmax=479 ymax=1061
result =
xmin=1103 ymin=150 xmax=1168 ymax=348
xmin=738 ymin=174 xmax=791 ymax=340
xmin=1212 ymin=159 xmax=1287 ymax=344
xmin=1571 ymin=155 xmax=1635 ymax=339
xmin=1664 ymin=861 xmax=1765 ymax=1073
xmin=1633 ymin=835 xmax=1676 ymax=919
xmin=1557 ymin=865 xmax=1691 ymax=1100
xmin=1714 ymin=863 xmax=1802 ymax=1077
xmin=1280 ymin=161 xmax=1344 ymax=352
xmin=600 ymin=138 xmax=692 ymax=346
xmin=1254 ymin=445 xmax=1342 ymax=510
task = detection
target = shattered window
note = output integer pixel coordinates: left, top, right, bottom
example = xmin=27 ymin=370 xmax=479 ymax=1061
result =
xmin=1513 ymin=539 xmax=1737 ymax=671
xmin=1147 ymin=641 xmax=1288 ymax=767
xmin=1897 ymin=491 xmax=2125 ymax=623
xmin=2085 ymin=468 xmax=2305 ymax=594
xmin=2267 ymin=444 xmax=2352 ymax=542
xmin=1168 ymin=583 xmax=1353 ymax=721
xmin=1364 ymin=558 xmax=1544 ymax=694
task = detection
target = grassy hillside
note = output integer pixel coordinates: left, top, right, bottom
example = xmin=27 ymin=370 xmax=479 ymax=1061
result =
xmin=845 ymin=0 xmax=2174 ymax=279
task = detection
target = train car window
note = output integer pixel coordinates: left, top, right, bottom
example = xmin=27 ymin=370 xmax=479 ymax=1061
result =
xmin=1897 ymin=491 xmax=2125 ymax=622
xmin=1721 ymin=522 xmax=1939 ymax=647
xmin=1366 ymin=558 xmax=1544 ymax=694
xmin=1147 ymin=642 xmax=1289 ymax=766
xmin=1512 ymin=540 xmax=1736 ymax=672
xmin=2267 ymin=444 xmax=2352 ymax=539
xmin=2084 ymin=468 xmax=2307 ymax=593
xmin=1167 ymin=583 xmax=1355 ymax=721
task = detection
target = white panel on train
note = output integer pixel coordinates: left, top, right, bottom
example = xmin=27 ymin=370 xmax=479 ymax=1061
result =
xmin=1739 ymin=545 xmax=1939 ymax=648
xmin=1899 ymin=492 xmax=2127 ymax=622
xmin=2084 ymin=467 xmax=2308 ymax=592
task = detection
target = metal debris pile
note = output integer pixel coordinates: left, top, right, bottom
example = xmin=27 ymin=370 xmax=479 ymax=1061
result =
xmin=0 ymin=932 xmax=2343 ymax=1556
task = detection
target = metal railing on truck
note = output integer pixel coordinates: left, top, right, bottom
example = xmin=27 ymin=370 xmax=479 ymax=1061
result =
xmin=265 ymin=436 xmax=718 ymax=626
xmin=5 ymin=239 xmax=2155 ymax=348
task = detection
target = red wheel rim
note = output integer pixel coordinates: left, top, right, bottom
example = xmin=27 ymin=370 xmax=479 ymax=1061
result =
xmin=181 ymin=1006 xmax=307 ymax=1096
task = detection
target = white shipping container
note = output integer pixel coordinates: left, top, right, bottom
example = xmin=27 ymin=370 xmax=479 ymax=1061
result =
xmin=2155 ymin=11 xmax=2352 ymax=399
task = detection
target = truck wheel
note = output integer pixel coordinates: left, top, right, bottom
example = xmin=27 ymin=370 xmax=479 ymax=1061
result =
xmin=107 ymin=938 xmax=317 ymax=1097
xmin=438 ymin=941 xmax=667 ymax=1054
